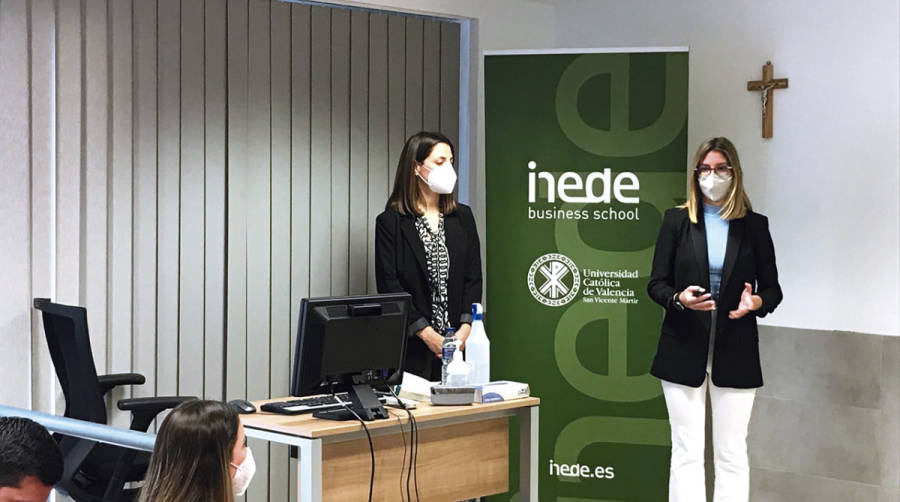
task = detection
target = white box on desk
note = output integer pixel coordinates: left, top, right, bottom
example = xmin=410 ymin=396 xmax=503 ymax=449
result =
xmin=471 ymin=381 xmax=530 ymax=403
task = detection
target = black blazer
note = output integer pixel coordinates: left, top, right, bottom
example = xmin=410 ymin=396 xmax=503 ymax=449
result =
xmin=375 ymin=204 xmax=483 ymax=380
xmin=647 ymin=207 xmax=782 ymax=388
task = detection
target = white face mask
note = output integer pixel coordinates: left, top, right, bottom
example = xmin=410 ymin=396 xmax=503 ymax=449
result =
xmin=417 ymin=162 xmax=457 ymax=194
xmin=698 ymin=172 xmax=733 ymax=202
xmin=231 ymin=447 xmax=256 ymax=496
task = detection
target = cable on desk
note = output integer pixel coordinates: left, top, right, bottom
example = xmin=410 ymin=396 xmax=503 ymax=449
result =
xmin=387 ymin=385 xmax=419 ymax=502
xmin=394 ymin=409 xmax=410 ymax=502
xmin=412 ymin=411 xmax=420 ymax=501
xmin=332 ymin=390 xmax=374 ymax=502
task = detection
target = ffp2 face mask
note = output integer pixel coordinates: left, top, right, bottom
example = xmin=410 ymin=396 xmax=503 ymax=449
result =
xmin=418 ymin=162 xmax=457 ymax=194
xmin=699 ymin=172 xmax=732 ymax=202
xmin=231 ymin=447 xmax=256 ymax=496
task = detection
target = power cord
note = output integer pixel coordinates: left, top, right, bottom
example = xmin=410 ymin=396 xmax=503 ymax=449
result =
xmin=396 ymin=408 xmax=409 ymax=501
xmin=386 ymin=385 xmax=419 ymax=502
xmin=332 ymin=389 xmax=374 ymax=502
xmin=412 ymin=411 xmax=419 ymax=501
xmin=410 ymin=410 xmax=419 ymax=501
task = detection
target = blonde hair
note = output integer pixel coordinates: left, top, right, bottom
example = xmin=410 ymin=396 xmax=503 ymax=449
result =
xmin=138 ymin=400 xmax=238 ymax=502
xmin=679 ymin=137 xmax=752 ymax=223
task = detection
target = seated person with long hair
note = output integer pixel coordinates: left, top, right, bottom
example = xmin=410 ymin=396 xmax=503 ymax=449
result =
xmin=138 ymin=400 xmax=256 ymax=502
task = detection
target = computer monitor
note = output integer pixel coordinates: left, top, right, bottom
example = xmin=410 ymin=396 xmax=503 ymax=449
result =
xmin=290 ymin=293 xmax=411 ymax=421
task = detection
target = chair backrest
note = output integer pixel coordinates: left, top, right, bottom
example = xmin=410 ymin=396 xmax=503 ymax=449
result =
xmin=33 ymin=298 xmax=108 ymax=426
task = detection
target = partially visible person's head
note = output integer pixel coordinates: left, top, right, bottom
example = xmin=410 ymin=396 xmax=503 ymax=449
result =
xmin=138 ymin=400 xmax=253 ymax=502
xmin=387 ymin=131 xmax=458 ymax=216
xmin=681 ymin=136 xmax=752 ymax=223
xmin=0 ymin=417 xmax=63 ymax=502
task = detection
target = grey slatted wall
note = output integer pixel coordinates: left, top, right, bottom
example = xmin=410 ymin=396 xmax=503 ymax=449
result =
xmin=0 ymin=0 xmax=461 ymax=500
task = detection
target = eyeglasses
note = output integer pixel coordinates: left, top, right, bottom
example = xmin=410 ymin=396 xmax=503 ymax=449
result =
xmin=695 ymin=164 xmax=733 ymax=177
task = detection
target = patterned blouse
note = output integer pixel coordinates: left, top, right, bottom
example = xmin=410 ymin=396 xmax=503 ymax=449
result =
xmin=415 ymin=213 xmax=450 ymax=335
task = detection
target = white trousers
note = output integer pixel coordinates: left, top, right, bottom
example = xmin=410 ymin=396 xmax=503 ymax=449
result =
xmin=661 ymin=375 xmax=756 ymax=502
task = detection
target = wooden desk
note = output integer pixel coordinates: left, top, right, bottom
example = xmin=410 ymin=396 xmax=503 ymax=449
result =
xmin=243 ymin=396 xmax=540 ymax=501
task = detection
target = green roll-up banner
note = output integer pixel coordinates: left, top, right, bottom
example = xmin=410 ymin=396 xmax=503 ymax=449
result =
xmin=484 ymin=49 xmax=689 ymax=501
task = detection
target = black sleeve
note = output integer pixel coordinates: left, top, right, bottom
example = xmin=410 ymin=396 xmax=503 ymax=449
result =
xmin=460 ymin=206 xmax=483 ymax=325
xmin=375 ymin=211 xmax=430 ymax=337
xmin=752 ymin=215 xmax=783 ymax=317
xmin=647 ymin=209 xmax=682 ymax=313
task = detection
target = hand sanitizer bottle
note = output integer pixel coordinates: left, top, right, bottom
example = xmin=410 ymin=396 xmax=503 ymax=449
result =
xmin=447 ymin=347 xmax=469 ymax=387
xmin=466 ymin=303 xmax=490 ymax=385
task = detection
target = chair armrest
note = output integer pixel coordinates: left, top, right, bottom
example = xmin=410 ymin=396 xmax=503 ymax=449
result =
xmin=117 ymin=396 xmax=197 ymax=432
xmin=97 ymin=373 xmax=146 ymax=396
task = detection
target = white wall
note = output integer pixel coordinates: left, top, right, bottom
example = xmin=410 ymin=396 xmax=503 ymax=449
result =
xmin=547 ymin=0 xmax=899 ymax=336
xmin=326 ymin=0 xmax=900 ymax=336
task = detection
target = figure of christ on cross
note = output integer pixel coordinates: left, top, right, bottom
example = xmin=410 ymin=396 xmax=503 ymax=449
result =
xmin=747 ymin=61 xmax=788 ymax=138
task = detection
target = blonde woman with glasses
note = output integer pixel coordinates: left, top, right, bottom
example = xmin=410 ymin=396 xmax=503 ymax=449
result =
xmin=647 ymin=137 xmax=783 ymax=502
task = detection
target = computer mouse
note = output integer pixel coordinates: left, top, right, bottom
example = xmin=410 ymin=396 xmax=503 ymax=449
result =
xmin=228 ymin=399 xmax=256 ymax=414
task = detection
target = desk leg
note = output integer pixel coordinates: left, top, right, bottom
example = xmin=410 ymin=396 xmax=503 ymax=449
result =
xmin=297 ymin=438 xmax=323 ymax=502
xmin=519 ymin=406 xmax=539 ymax=501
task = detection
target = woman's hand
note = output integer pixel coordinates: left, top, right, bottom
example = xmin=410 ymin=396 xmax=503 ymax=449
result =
xmin=418 ymin=326 xmax=444 ymax=358
xmin=728 ymin=283 xmax=763 ymax=319
xmin=455 ymin=323 xmax=471 ymax=351
xmin=679 ymin=286 xmax=716 ymax=311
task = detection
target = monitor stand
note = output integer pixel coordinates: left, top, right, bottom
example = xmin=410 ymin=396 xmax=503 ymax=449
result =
xmin=313 ymin=383 xmax=389 ymax=421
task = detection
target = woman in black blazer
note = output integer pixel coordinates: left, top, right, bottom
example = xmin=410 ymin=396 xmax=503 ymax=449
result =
xmin=375 ymin=131 xmax=482 ymax=381
xmin=648 ymin=137 xmax=782 ymax=502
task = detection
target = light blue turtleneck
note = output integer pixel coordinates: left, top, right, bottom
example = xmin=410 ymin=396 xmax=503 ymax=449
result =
xmin=703 ymin=203 xmax=729 ymax=298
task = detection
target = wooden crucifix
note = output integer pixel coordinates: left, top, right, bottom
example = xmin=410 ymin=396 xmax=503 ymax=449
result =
xmin=747 ymin=61 xmax=788 ymax=138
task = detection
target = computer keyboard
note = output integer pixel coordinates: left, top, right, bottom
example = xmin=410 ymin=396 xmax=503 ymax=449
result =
xmin=260 ymin=392 xmax=417 ymax=415
xmin=260 ymin=394 xmax=358 ymax=415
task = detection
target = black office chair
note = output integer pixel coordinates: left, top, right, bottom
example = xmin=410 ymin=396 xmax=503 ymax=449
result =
xmin=33 ymin=298 xmax=196 ymax=502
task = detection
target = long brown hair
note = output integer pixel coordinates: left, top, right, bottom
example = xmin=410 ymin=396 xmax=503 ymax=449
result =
xmin=679 ymin=136 xmax=752 ymax=223
xmin=138 ymin=400 xmax=239 ymax=502
xmin=386 ymin=131 xmax=458 ymax=216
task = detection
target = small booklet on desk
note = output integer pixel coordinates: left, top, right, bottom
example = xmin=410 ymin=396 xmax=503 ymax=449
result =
xmin=397 ymin=371 xmax=439 ymax=402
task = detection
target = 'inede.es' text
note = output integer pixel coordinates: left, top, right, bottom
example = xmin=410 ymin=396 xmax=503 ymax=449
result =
xmin=549 ymin=458 xmax=615 ymax=479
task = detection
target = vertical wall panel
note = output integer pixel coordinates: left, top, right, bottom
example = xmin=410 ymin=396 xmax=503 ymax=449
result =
xmin=0 ymin=0 xmax=33 ymax=410
xmin=269 ymin=0 xmax=293 ymax=498
xmin=108 ymin=0 xmax=134 ymax=427
xmin=204 ymin=0 xmax=227 ymax=401
xmin=270 ymin=0 xmax=292 ymax=400
xmin=247 ymin=0 xmax=273 ymax=498
xmin=404 ymin=17 xmax=423 ymax=137
xmin=330 ymin=9 xmax=350 ymax=295
xmin=423 ymin=19 xmax=441 ymax=132
xmin=348 ymin=10 xmax=369 ymax=295
xmin=289 ymin=2 xmax=312 ymax=381
xmin=156 ymin=0 xmax=181 ymax=399
xmin=55 ymin=0 xmax=83 ymax=307
xmin=225 ymin=0 xmax=248 ymax=400
xmin=309 ymin=6 xmax=332 ymax=296
xmin=178 ymin=0 xmax=205 ymax=398
xmin=53 ymin=0 xmax=85 ymax=434
xmin=288 ymin=4 xmax=311 ymax=493
xmin=440 ymin=22 xmax=461 ymax=153
xmin=84 ymin=0 xmax=109 ymax=377
xmin=29 ymin=0 xmax=57 ymax=414
xmin=367 ymin=12 xmax=389 ymax=293
xmin=132 ymin=0 xmax=159 ymax=400
xmin=387 ymin=15 xmax=405 ymax=188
